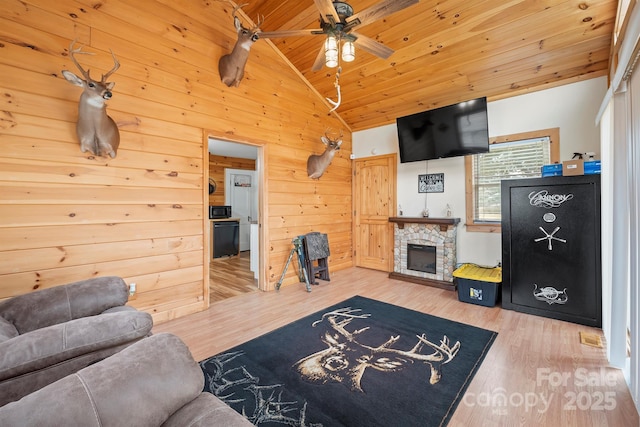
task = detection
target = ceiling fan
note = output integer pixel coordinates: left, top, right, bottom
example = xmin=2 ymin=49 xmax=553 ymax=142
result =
xmin=258 ymin=0 xmax=420 ymax=71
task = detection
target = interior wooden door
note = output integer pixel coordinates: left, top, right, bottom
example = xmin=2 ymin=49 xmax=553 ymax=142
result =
xmin=353 ymin=154 xmax=396 ymax=271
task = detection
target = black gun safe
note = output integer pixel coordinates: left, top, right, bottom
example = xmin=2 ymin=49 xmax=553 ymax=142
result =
xmin=501 ymin=175 xmax=602 ymax=327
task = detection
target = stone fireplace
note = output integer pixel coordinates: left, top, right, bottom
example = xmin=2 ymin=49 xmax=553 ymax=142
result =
xmin=389 ymin=217 xmax=460 ymax=290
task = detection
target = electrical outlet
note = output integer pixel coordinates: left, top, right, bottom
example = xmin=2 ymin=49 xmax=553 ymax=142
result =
xmin=129 ymin=282 xmax=136 ymax=297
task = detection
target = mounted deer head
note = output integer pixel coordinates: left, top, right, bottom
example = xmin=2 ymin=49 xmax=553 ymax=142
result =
xmin=307 ymin=130 xmax=343 ymax=179
xmin=218 ymin=3 xmax=262 ymax=87
xmin=61 ymin=40 xmax=120 ymax=158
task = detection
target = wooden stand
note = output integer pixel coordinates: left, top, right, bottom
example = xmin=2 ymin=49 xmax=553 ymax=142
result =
xmin=303 ymin=232 xmax=330 ymax=284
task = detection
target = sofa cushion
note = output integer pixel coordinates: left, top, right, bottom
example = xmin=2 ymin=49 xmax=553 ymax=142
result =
xmin=0 ymin=340 xmax=144 ymax=407
xmin=0 ymin=317 xmax=18 ymax=343
xmin=0 ymin=277 xmax=128 ymax=334
xmin=0 ymin=333 xmax=204 ymax=426
xmin=0 ymin=310 xmax=152 ymax=381
xmin=162 ymin=392 xmax=253 ymax=427
xmin=102 ymin=305 xmax=137 ymax=314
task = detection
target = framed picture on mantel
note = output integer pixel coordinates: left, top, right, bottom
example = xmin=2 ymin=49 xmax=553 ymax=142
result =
xmin=418 ymin=173 xmax=444 ymax=193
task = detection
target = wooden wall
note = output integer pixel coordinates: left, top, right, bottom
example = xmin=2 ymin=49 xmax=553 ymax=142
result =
xmin=0 ymin=0 xmax=353 ymax=323
xmin=208 ymin=154 xmax=255 ymax=206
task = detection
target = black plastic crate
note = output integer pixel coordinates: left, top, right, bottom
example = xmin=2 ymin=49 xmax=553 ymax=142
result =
xmin=456 ymin=278 xmax=500 ymax=307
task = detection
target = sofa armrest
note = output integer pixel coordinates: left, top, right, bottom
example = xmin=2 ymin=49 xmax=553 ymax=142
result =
xmin=0 ymin=277 xmax=129 ymax=334
xmin=0 ymin=309 xmax=152 ymax=381
xmin=0 ymin=333 xmax=204 ymax=427
xmin=162 ymin=393 xmax=253 ymax=427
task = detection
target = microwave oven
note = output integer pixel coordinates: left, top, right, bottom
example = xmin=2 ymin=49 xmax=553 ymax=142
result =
xmin=209 ymin=205 xmax=232 ymax=219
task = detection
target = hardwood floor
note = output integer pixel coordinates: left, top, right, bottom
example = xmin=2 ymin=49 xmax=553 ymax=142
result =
xmin=209 ymin=251 xmax=258 ymax=303
xmin=154 ymin=267 xmax=639 ymax=427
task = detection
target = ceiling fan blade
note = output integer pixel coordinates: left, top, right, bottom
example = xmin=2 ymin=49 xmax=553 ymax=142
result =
xmin=314 ymin=0 xmax=339 ymax=25
xmin=311 ymin=44 xmax=326 ymax=72
xmin=352 ymin=32 xmax=395 ymax=59
xmin=259 ymin=29 xmax=323 ymax=38
xmin=345 ymin=0 xmax=419 ymax=29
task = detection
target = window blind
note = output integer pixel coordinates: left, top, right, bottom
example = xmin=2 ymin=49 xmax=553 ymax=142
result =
xmin=472 ymin=137 xmax=551 ymax=221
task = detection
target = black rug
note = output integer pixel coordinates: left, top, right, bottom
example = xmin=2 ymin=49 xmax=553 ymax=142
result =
xmin=200 ymin=295 xmax=497 ymax=426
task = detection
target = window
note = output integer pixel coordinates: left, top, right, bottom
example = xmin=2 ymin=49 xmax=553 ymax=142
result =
xmin=464 ymin=128 xmax=560 ymax=232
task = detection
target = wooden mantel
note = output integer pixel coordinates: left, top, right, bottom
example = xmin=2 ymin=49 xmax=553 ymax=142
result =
xmin=389 ymin=217 xmax=460 ymax=232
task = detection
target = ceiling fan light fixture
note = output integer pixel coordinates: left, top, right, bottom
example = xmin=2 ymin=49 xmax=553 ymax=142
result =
xmin=325 ymin=35 xmax=339 ymax=68
xmin=342 ymin=40 xmax=355 ymax=62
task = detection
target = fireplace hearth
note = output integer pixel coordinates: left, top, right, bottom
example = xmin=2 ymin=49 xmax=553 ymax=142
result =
xmin=389 ymin=217 xmax=460 ymax=290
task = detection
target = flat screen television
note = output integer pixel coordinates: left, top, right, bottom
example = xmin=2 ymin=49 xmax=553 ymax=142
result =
xmin=396 ymin=97 xmax=489 ymax=163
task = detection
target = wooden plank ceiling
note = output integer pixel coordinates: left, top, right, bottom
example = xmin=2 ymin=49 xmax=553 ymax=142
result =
xmin=235 ymin=0 xmax=617 ymax=132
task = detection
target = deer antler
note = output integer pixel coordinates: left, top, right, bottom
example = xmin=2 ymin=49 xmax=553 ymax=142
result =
xmin=326 ymin=68 xmax=342 ymax=112
xmin=410 ymin=334 xmax=461 ymax=364
xmin=232 ymin=2 xmax=249 ymax=21
xmin=312 ymin=307 xmax=370 ymax=335
xmin=68 ymin=39 xmax=94 ymax=81
xmin=68 ymin=40 xmax=119 ymax=84
xmin=101 ymin=49 xmax=120 ymax=83
xmin=231 ymin=2 xmax=262 ymax=29
xmin=322 ymin=128 xmax=343 ymax=143
xmin=254 ymin=14 xmax=264 ymax=31
xmin=370 ymin=334 xmax=461 ymax=384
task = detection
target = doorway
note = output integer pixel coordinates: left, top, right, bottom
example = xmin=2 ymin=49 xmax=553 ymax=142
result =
xmin=208 ymin=137 xmax=263 ymax=303
xmin=225 ymin=169 xmax=258 ymax=252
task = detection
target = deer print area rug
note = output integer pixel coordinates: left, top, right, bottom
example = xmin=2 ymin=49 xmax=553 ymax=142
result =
xmin=199 ymin=295 xmax=497 ymax=427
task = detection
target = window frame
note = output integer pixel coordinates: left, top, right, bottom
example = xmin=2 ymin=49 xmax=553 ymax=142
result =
xmin=464 ymin=128 xmax=560 ymax=233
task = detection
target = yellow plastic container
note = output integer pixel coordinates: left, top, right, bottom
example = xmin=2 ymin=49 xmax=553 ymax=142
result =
xmin=453 ymin=264 xmax=502 ymax=307
xmin=452 ymin=264 xmax=502 ymax=283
